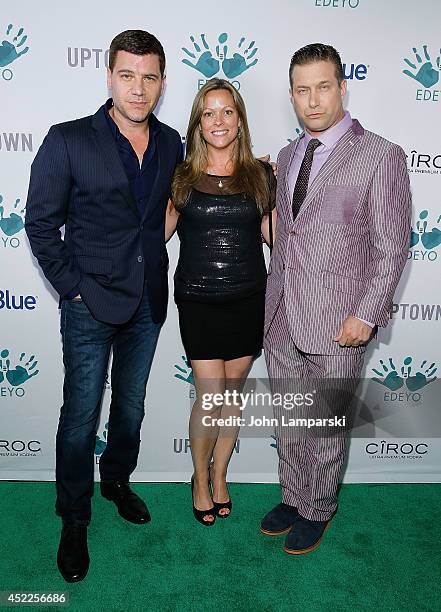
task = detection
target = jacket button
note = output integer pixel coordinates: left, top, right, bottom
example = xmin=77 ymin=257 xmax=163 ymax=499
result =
xmin=137 ymin=255 xmax=143 ymax=263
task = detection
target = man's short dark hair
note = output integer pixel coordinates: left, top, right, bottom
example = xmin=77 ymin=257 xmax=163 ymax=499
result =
xmin=109 ymin=30 xmax=166 ymax=76
xmin=289 ymin=43 xmax=343 ymax=87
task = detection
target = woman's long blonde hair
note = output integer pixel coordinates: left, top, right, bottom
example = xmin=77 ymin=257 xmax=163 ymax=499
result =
xmin=172 ymin=78 xmax=270 ymax=214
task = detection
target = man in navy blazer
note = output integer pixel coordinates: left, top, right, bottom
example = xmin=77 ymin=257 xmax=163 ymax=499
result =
xmin=25 ymin=30 xmax=182 ymax=582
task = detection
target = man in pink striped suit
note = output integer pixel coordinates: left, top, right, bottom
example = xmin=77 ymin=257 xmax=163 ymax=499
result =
xmin=261 ymin=43 xmax=411 ymax=554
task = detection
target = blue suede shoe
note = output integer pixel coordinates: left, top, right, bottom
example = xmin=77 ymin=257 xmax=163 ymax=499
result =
xmin=284 ymin=516 xmax=331 ymax=554
xmin=260 ymin=502 xmax=300 ymax=535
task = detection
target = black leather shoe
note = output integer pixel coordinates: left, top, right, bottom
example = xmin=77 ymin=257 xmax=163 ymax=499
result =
xmin=260 ymin=502 xmax=300 ymax=535
xmin=284 ymin=516 xmax=331 ymax=554
xmin=100 ymin=481 xmax=151 ymax=524
xmin=57 ymin=523 xmax=89 ymax=583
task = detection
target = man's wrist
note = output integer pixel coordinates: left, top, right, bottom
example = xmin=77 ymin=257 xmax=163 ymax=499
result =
xmin=354 ymin=316 xmax=374 ymax=328
xmin=63 ymin=286 xmax=81 ymax=300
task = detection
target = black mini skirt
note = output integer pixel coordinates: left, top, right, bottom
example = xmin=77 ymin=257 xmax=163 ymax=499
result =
xmin=176 ymin=291 xmax=265 ymax=361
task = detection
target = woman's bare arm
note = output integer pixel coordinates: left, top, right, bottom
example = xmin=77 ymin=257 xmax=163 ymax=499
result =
xmin=165 ymin=199 xmax=180 ymax=242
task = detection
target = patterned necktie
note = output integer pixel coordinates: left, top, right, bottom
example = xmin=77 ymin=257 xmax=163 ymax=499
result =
xmin=292 ymin=138 xmax=321 ymax=220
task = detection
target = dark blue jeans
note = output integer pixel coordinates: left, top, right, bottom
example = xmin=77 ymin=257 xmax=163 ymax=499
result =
xmin=56 ymin=286 xmax=161 ymax=524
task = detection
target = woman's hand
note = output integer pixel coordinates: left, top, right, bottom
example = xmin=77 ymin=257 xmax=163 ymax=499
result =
xmin=258 ymin=154 xmax=278 ymax=177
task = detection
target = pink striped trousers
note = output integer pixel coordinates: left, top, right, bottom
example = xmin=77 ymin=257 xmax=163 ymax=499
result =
xmin=264 ymin=294 xmax=364 ymax=521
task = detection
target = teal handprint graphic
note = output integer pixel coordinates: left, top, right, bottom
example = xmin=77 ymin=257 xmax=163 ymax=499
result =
xmin=403 ymin=45 xmax=440 ymax=88
xmin=181 ymin=32 xmax=259 ymax=79
xmin=6 ymin=353 xmax=39 ymax=386
xmin=372 ymin=356 xmax=437 ymax=392
xmin=0 ymin=349 xmax=9 ymax=384
xmin=404 ymin=358 xmax=437 ymax=391
xmin=182 ymin=34 xmax=220 ymax=78
xmin=174 ymin=356 xmax=194 ymax=385
xmin=95 ymin=422 xmax=108 ymax=456
xmin=288 ymin=128 xmax=302 ymax=144
xmin=0 ymin=350 xmax=39 ymax=387
xmin=410 ymin=210 xmax=441 ymax=250
xmin=410 ymin=225 xmax=419 ymax=248
xmin=372 ymin=358 xmax=404 ymax=391
xmin=0 ymin=194 xmax=25 ymax=237
xmin=0 ymin=24 xmax=29 ymax=68
xmin=220 ymin=35 xmax=258 ymax=79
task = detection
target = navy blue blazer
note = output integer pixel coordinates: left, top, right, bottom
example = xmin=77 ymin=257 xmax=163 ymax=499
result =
xmin=25 ymin=105 xmax=182 ymax=325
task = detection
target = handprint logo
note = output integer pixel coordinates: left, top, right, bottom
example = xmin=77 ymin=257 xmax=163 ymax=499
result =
xmin=372 ymin=356 xmax=437 ymax=392
xmin=174 ymin=355 xmax=194 ymax=385
xmin=0 ymin=24 xmax=29 ymax=68
xmin=182 ymin=34 xmax=220 ymax=78
xmin=182 ymin=32 xmax=258 ymax=80
xmin=410 ymin=210 xmax=441 ymax=250
xmin=0 ymin=194 xmax=25 ymax=237
xmin=372 ymin=357 xmax=405 ymax=391
xmin=403 ymin=358 xmax=437 ymax=391
xmin=0 ymin=349 xmax=8 ymax=384
xmin=220 ymin=34 xmax=258 ymax=79
xmin=403 ymin=45 xmax=440 ymax=89
xmin=94 ymin=422 xmax=108 ymax=456
xmin=0 ymin=349 xmax=39 ymax=387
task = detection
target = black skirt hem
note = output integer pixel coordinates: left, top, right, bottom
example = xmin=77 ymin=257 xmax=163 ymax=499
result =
xmin=176 ymin=292 xmax=265 ymax=362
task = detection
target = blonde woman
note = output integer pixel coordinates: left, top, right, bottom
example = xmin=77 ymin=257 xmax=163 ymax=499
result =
xmin=166 ymin=79 xmax=276 ymax=525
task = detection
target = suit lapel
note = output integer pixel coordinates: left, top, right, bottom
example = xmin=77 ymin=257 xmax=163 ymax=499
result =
xmin=91 ymin=108 xmax=139 ymax=218
xmin=283 ymin=138 xmax=301 ymax=199
xmin=294 ymin=124 xmax=362 ymax=224
xmin=280 ymin=138 xmax=301 ymax=221
xmin=141 ymin=136 xmax=162 ymax=222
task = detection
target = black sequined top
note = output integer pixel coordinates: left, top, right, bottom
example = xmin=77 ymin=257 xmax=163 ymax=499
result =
xmin=174 ymin=165 xmax=276 ymax=303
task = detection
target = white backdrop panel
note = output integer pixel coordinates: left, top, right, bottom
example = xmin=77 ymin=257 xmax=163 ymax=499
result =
xmin=1 ymin=0 xmax=440 ymax=482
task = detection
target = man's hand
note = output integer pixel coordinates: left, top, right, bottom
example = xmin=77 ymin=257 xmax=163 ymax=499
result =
xmin=333 ymin=316 xmax=373 ymax=347
xmin=257 ymin=154 xmax=277 ymax=177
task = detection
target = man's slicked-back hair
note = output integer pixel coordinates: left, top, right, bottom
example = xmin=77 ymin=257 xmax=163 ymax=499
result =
xmin=109 ymin=29 xmax=166 ymax=76
xmin=289 ymin=43 xmax=343 ymax=87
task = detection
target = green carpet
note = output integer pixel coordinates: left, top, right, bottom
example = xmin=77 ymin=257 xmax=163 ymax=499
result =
xmin=0 ymin=482 xmax=440 ymax=612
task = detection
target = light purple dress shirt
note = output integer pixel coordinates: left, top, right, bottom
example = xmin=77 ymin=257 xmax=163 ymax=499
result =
xmin=288 ymin=111 xmax=374 ymax=329
xmin=288 ymin=110 xmax=353 ymax=198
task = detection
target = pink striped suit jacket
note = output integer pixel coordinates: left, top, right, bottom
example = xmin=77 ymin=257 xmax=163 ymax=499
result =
xmin=265 ymin=119 xmax=412 ymax=355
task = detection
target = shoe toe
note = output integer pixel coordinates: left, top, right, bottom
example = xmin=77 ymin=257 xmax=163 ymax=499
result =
xmin=101 ymin=482 xmax=151 ymax=524
xmin=57 ymin=526 xmax=89 ymax=582
xmin=260 ymin=503 xmax=299 ymax=534
xmin=118 ymin=499 xmax=151 ymax=524
xmin=284 ymin=519 xmax=329 ymax=554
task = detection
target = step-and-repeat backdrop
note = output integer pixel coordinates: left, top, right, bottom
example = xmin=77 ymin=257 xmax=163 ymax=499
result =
xmin=1 ymin=0 xmax=440 ymax=483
